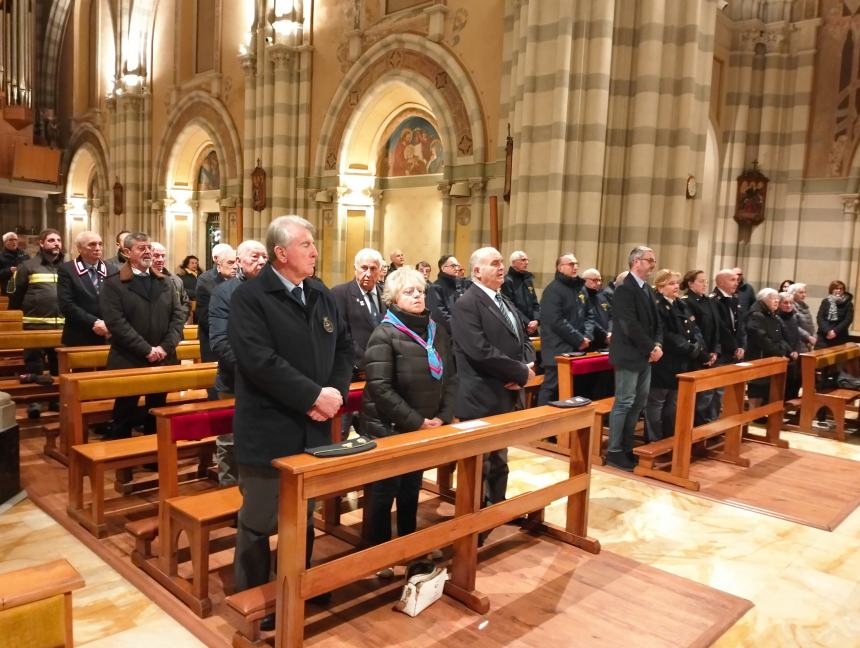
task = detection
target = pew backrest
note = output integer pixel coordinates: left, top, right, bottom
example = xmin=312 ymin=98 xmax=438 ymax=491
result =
xmin=56 ymin=340 xmax=201 ymax=375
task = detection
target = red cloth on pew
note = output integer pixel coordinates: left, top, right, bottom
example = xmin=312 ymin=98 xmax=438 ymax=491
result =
xmin=170 ymin=408 xmax=234 ymax=442
xmin=569 ymin=354 xmax=611 ymax=375
xmin=336 ymin=387 xmax=363 ymax=416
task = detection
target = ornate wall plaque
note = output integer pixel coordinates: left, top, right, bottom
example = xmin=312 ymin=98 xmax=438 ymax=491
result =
xmin=734 ymin=161 xmax=768 ymax=226
xmin=251 ymin=159 xmax=266 ymax=212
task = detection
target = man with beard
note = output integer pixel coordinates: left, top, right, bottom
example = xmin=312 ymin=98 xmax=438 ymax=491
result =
xmin=502 ymin=250 xmax=540 ymax=335
xmin=537 ymin=253 xmax=597 ymax=405
xmin=99 ymin=232 xmax=186 ymax=440
xmin=0 ymin=232 xmax=28 ymax=295
xmin=10 ymin=229 xmax=65 ymax=379
xmin=57 ymin=231 xmax=109 ymax=347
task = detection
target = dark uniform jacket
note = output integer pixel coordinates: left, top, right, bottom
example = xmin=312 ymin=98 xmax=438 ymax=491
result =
xmin=539 ymin=273 xmax=596 ymax=367
xmin=584 ymin=287 xmax=612 ymax=347
xmin=452 ymin=284 xmax=533 ymax=420
xmin=712 ymin=288 xmax=746 ymax=360
xmin=608 ymin=273 xmax=663 ymax=372
xmin=57 ymin=257 xmax=109 ymax=346
xmin=229 ymin=265 xmax=352 ymax=467
xmin=0 ymin=247 xmax=28 ymax=295
xmin=501 ymin=267 xmax=540 ymax=326
xmin=331 ymin=279 xmax=387 ymax=372
xmin=427 ymin=272 xmax=466 ymax=335
xmin=99 ymin=263 xmax=187 ymax=369
xmin=682 ymin=291 xmax=721 ymax=359
xmin=9 ymin=250 xmax=64 ymax=329
xmin=651 ymin=296 xmax=707 ymax=389
xmin=736 ymin=281 xmax=756 ymax=322
xmin=360 ymin=306 xmax=457 ymax=437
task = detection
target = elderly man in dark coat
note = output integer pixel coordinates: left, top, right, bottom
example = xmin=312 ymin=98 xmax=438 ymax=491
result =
xmin=99 ymin=232 xmax=186 ymax=439
xmin=229 ymin=216 xmax=351 ymax=620
xmin=501 ymin=250 xmax=540 ymax=335
xmin=57 ymin=231 xmax=110 ymax=347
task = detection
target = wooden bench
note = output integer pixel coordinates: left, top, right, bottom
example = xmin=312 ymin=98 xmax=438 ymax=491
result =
xmin=0 ymin=330 xmax=62 ymax=399
xmin=0 ymin=559 xmax=85 ymax=647
xmin=633 ymin=357 xmax=788 ymax=490
xmin=56 ymin=339 xmax=201 ymax=375
xmin=57 ymin=361 xmax=216 ymax=465
xmin=255 ymin=405 xmax=598 ymax=647
xmin=796 ymin=343 xmax=860 ymax=441
xmin=134 ymin=385 xmax=366 ymax=617
xmin=0 ymin=309 xmax=22 ymax=331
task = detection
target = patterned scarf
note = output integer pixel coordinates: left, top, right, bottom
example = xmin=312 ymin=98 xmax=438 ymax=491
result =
xmin=382 ymin=309 xmax=443 ymax=380
xmin=826 ymin=294 xmax=845 ymax=321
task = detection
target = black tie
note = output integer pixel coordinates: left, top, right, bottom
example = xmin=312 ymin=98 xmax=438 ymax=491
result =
xmin=291 ymin=285 xmax=304 ymax=305
xmin=88 ymin=266 xmax=100 ymax=293
xmin=366 ymin=291 xmax=381 ymax=324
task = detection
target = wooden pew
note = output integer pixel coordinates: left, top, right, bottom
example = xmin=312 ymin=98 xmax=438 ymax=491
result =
xmin=59 ymin=362 xmax=216 ymax=465
xmin=796 ymin=343 xmax=860 ymax=441
xmin=0 ymin=559 xmax=85 ymax=647
xmin=0 ymin=295 xmax=8 ymax=310
xmin=0 ymin=309 xmax=22 ymax=331
xmin=248 ymin=406 xmax=598 ymax=647
xmin=183 ymin=325 xmax=198 ymax=340
xmin=633 ymin=357 xmax=788 ymax=490
xmin=135 ymin=384 xmax=368 ymax=616
xmin=0 ymin=330 xmax=63 ymax=399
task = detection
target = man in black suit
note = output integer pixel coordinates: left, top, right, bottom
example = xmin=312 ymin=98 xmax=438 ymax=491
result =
xmin=331 ymin=247 xmax=387 ymax=375
xmin=229 ymin=216 xmax=351 ymax=618
xmin=706 ymin=268 xmax=747 ymax=421
xmin=57 ymin=231 xmax=110 ymax=347
xmin=606 ymin=245 xmax=663 ymax=471
xmin=452 ymin=247 xmax=534 ymax=507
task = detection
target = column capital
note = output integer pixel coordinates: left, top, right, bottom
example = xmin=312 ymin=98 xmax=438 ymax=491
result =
xmin=219 ymin=195 xmax=238 ymax=209
xmin=267 ymin=44 xmax=293 ymax=69
xmin=840 ymin=194 xmax=860 ymax=217
xmin=239 ymin=52 xmax=257 ymax=76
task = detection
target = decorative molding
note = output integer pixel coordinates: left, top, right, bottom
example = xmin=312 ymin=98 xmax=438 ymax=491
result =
xmin=468 ymin=177 xmax=487 ymax=195
xmin=424 ymin=4 xmax=448 ymax=43
xmin=734 ymin=20 xmax=795 ymax=52
xmin=219 ymin=195 xmax=238 ymax=209
xmin=267 ymin=44 xmax=293 ymax=68
xmin=347 ymin=29 xmax=364 ymax=62
xmin=238 ymin=53 xmax=257 ymax=76
xmin=840 ymin=193 xmax=860 ymax=217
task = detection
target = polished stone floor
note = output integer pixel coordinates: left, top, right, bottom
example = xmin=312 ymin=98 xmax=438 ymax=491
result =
xmin=2 ymin=428 xmax=859 ymax=647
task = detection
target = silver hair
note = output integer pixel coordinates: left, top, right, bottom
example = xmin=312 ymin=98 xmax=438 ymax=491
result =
xmin=778 ymin=291 xmax=793 ymax=303
xmin=266 ymin=215 xmax=315 ymax=259
xmin=122 ymin=232 xmax=150 ymax=249
xmin=757 ymin=287 xmax=778 ymax=302
xmin=627 ymin=246 xmax=652 ymax=268
xmin=615 ymin=270 xmax=629 ymax=285
xmin=382 ymin=267 xmax=424 ymax=306
xmin=74 ymin=230 xmax=101 ymax=250
xmin=150 ymin=241 xmax=166 ymax=252
xmin=509 ymin=250 xmax=527 ymax=264
xmin=211 ymin=242 xmax=232 ymax=262
xmin=354 ymin=247 xmax=383 ymax=268
xmin=469 ymin=246 xmax=501 ymax=280
xmin=237 ymin=239 xmax=266 ymax=259
xmin=715 ymin=268 xmax=736 ymax=282
xmin=2 ymin=231 xmax=17 ymax=243
xmin=787 ymin=282 xmax=806 ymax=296
xmin=581 ymin=267 xmax=601 ymax=280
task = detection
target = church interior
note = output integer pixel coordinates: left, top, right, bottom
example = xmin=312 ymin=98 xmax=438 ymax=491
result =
xmin=3 ymin=0 xmax=860 ymax=646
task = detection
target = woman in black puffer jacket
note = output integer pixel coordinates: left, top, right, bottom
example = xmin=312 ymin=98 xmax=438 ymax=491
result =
xmin=746 ymin=288 xmax=796 ymax=402
xmin=360 ymin=267 xmax=457 ymax=549
xmin=816 ymin=280 xmax=854 ymax=348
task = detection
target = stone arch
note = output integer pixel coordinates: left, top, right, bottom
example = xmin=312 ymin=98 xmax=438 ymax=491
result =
xmin=63 ymin=124 xmax=111 ymax=242
xmin=314 ymin=33 xmax=486 ymax=176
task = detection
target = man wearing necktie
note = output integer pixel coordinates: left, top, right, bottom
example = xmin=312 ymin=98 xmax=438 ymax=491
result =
xmin=452 ymin=247 xmax=535 ymax=513
xmin=606 ymin=245 xmax=663 ymax=472
xmin=332 ymin=248 xmax=387 ymax=378
xmin=57 ymin=231 xmax=110 ymax=347
xmin=229 ymin=216 xmax=351 ymax=613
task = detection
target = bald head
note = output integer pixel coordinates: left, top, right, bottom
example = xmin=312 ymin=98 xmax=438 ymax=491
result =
xmin=715 ymin=268 xmax=739 ymax=294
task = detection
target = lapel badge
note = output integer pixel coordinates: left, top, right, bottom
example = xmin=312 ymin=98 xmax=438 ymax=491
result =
xmin=322 ymin=316 xmax=334 ymax=333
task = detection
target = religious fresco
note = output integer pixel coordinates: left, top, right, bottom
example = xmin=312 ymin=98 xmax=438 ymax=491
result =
xmin=196 ymin=150 xmax=220 ymax=190
xmin=379 ymin=115 xmax=444 ymax=177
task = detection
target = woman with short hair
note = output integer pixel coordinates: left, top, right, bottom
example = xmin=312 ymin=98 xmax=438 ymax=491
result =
xmin=360 ymin=267 xmax=457 ymax=558
xmin=645 ymin=269 xmax=708 ymax=442
xmin=787 ymin=282 xmax=816 ymax=349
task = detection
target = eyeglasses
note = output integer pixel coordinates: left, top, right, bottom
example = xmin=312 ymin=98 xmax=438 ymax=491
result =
xmin=641 ymin=257 xmax=656 ymax=264
xmin=444 ymin=263 xmax=461 ymax=269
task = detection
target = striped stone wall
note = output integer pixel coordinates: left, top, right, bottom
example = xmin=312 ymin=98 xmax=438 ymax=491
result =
xmin=499 ymin=0 xmax=716 ymax=287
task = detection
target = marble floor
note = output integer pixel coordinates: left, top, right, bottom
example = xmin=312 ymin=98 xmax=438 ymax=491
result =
xmin=2 ymin=428 xmax=860 ymax=646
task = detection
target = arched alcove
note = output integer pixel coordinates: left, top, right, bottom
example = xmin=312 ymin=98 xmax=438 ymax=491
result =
xmin=63 ymin=124 xmax=110 ymax=246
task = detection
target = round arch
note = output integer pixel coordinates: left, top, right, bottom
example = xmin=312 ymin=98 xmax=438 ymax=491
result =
xmin=153 ymin=92 xmax=242 ymax=266
xmin=63 ymin=124 xmax=111 ymax=244
xmin=314 ymin=33 xmax=486 ymax=177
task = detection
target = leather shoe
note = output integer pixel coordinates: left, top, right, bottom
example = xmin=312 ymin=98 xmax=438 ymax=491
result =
xmin=605 ymin=451 xmax=634 ymax=472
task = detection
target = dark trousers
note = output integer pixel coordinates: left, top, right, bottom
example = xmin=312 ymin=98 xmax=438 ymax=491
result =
xmin=367 ymin=470 xmax=423 ymax=545
xmin=234 ymin=463 xmax=315 ymax=593
xmin=537 ymin=366 xmax=558 ymax=405
xmin=644 ymin=387 xmax=677 ymax=441
xmin=483 ymin=448 xmax=509 ymax=506
xmin=110 ymin=392 xmax=167 ymax=438
xmin=24 ymin=347 xmax=58 ymax=375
